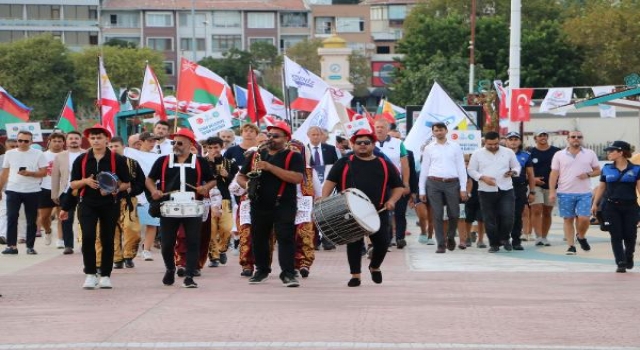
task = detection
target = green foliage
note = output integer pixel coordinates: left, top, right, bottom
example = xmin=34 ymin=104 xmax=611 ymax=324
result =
xmin=349 ymin=51 xmax=372 ymax=97
xmin=0 ymin=34 xmax=75 ymax=120
xmin=70 ymin=46 xmax=167 ymax=110
xmin=105 ymin=38 xmax=137 ymax=49
xmin=284 ymin=39 xmax=323 ymax=75
xmin=249 ymin=41 xmax=281 ymax=67
xmin=199 ymin=48 xmax=253 ymax=87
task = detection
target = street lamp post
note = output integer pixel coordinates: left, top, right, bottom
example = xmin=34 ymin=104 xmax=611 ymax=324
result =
xmin=469 ymin=0 xmax=476 ymax=95
xmin=191 ymin=0 xmax=196 ymax=61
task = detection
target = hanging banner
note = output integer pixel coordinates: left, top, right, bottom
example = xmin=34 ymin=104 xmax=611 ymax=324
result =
xmin=592 ymin=86 xmax=617 ymax=118
xmin=539 ymin=88 xmax=573 ymax=116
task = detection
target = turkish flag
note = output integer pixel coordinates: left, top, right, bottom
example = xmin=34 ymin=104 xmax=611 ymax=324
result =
xmin=510 ymin=88 xmax=533 ymax=122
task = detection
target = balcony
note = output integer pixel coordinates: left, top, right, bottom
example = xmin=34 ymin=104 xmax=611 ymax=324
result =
xmin=0 ymin=19 xmax=98 ymax=28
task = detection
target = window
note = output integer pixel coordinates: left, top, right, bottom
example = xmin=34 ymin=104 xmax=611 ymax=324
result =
xmin=89 ymin=6 xmax=97 ymax=19
xmin=0 ymin=4 xmax=22 ymax=19
xmin=388 ymin=5 xmax=407 ymax=20
xmin=336 ymin=17 xmax=364 ymax=33
xmin=249 ymin=37 xmax=274 ymax=48
xmin=212 ymin=11 xmax=241 ymax=28
xmin=376 ymin=46 xmax=390 ymax=54
xmin=64 ymin=6 xmax=91 ymax=20
xmin=180 ymin=38 xmax=205 ymax=51
xmin=280 ymin=12 xmax=307 ymax=28
xmin=247 ymin=12 xmax=274 ymax=29
xmin=315 ymin=17 xmax=333 ymax=34
xmin=89 ymin=33 xmax=98 ymax=45
xmin=51 ymin=6 xmax=60 ymax=20
xmin=147 ymin=37 xmax=173 ymax=51
xmin=178 ymin=12 xmax=206 ymax=27
xmin=0 ymin=31 xmax=24 ymax=42
xmin=27 ymin=5 xmax=56 ymax=20
xmin=370 ymin=6 xmax=387 ymax=21
xmin=280 ymin=35 xmax=305 ymax=51
xmin=146 ymin=12 xmax=172 ymax=27
xmin=108 ymin=13 xmax=139 ymax=27
xmin=211 ymin=35 xmax=241 ymax=53
xmin=164 ymin=61 xmax=174 ymax=76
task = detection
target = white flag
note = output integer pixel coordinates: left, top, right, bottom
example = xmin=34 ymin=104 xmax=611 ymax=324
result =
xmin=139 ymin=64 xmax=167 ymax=120
xmin=98 ymin=57 xmax=119 ymax=136
xmin=284 ymin=56 xmax=353 ymax=108
xmin=188 ymin=86 xmax=234 ymax=140
xmin=292 ymin=90 xmax=342 ymax=145
xmin=404 ymin=82 xmax=469 ymax=156
xmin=259 ymin=86 xmax=287 ymax=119
xmin=540 ymin=88 xmax=573 ymax=116
xmin=592 ymin=86 xmax=616 ymax=118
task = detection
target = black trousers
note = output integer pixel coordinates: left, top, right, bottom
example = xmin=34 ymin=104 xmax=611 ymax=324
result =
xmin=160 ymin=216 xmax=202 ymax=277
xmin=347 ymin=212 xmax=391 ymax=274
xmin=394 ymin=194 xmax=409 ymax=240
xmin=478 ymin=189 xmax=515 ymax=247
xmin=602 ymin=202 xmax=638 ymax=266
xmin=5 ymin=190 xmax=39 ymax=248
xmin=78 ymin=201 xmax=120 ymax=277
xmin=59 ymin=193 xmax=76 ymax=248
xmin=251 ymin=205 xmax=296 ymax=277
xmin=510 ymin=183 xmax=528 ymax=246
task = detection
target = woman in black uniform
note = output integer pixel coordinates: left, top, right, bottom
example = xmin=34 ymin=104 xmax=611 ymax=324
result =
xmin=591 ymin=141 xmax=640 ymax=273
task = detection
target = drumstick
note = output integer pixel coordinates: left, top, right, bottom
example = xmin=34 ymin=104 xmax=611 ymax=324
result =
xmin=377 ymin=208 xmax=387 ymax=213
xmin=186 ymin=183 xmax=198 ymax=190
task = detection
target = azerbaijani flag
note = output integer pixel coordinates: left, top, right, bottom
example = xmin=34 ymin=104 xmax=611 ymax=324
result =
xmin=56 ymin=92 xmax=78 ymax=132
xmin=0 ymin=86 xmax=31 ymax=129
xmin=177 ymin=58 xmax=236 ymax=108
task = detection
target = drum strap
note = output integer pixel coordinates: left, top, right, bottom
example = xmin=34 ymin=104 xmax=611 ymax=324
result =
xmin=160 ymin=155 xmax=201 ymax=194
xmin=341 ymin=155 xmax=388 ymax=208
xmin=80 ymin=149 xmax=116 ymax=198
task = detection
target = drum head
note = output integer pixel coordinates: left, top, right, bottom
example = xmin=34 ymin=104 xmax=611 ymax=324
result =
xmin=97 ymin=172 xmax=118 ymax=193
xmin=343 ymin=188 xmax=380 ymax=233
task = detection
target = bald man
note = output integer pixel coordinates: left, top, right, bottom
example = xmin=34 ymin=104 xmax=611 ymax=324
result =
xmin=128 ymin=134 xmax=142 ymax=150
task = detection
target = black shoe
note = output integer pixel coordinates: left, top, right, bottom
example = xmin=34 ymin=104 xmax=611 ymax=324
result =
xmin=0 ymin=236 xmax=6 ymax=245
xmin=280 ymin=273 xmax=300 ymax=287
xmin=193 ymin=269 xmax=201 ymax=277
xmin=566 ymin=246 xmax=577 ymax=255
xmin=124 ymin=259 xmax=135 ymax=268
xmin=219 ymin=252 xmax=227 ymax=265
xmin=208 ymin=259 xmax=220 ymax=268
xmin=397 ymin=239 xmax=407 ymax=249
xmin=446 ymin=238 xmax=456 ymax=251
xmin=436 ymin=245 xmax=446 ymax=254
xmin=616 ymin=265 xmax=627 ymax=273
xmin=626 ymin=256 xmax=634 ymax=270
xmin=163 ymin=269 xmax=175 ymax=286
xmin=323 ymin=244 xmax=336 ymax=251
xmin=347 ymin=278 xmax=361 ymax=287
xmin=233 ymin=239 xmax=240 ymax=249
xmin=26 ymin=248 xmax=37 ymax=255
xmin=502 ymin=241 xmax=513 ymax=251
xmin=513 ymin=245 xmax=524 ymax=251
xmin=577 ymin=236 xmax=591 ymax=251
xmin=1 ymin=247 xmax=18 ymax=255
xmin=488 ymin=246 xmax=500 ymax=253
xmin=113 ymin=261 xmax=124 ymax=269
xmin=369 ymin=269 xmax=382 ymax=284
xmin=182 ymin=276 xmax=198 ymax=288
xmin=240 ymin=269 xmax=253 ymax=277
xmin=249 ymin=271 xmax=269 ymax=284
xmin=176 ymin=267 xmax=186 ymax=277
xmin=299 ymin=267 xmax=309 ymax=278
xmin=63 ymin=247 xmax=74 ymax=255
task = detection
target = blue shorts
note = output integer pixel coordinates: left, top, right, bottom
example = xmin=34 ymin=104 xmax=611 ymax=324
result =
xmin=137 ymin=203 xmax=160 ymax=226
xmin=557 ymin=193 xmax=592 ymax=218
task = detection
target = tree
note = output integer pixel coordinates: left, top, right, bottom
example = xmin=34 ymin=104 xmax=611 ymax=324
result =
xmin=105 ymin=38 xmax=137 ymax=49
xmin=0 ymin=34 xmax=76 ymax=120
xmin=71 ymin=46 xmax=167 ymax=115
xmin=284 ymin=39 xmax=323 ymax=75
xmin=349 ymin=52 xmax=372 ymax=97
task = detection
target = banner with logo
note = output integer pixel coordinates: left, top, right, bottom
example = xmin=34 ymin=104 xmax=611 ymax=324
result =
xmin=539 ymin=88 xmax=572 ymax=116
xmin=6 ymin=122 xmax=43 ymax=142
xmin=344 ymin=118 xmax=372 ymax=138
xmin=188 ymin=109 xmax=233 ymax=141
xmin=449 ymin=130 xmax=482 ymax=154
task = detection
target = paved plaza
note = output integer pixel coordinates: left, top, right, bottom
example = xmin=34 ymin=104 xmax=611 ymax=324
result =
xmin=1 ymin=214 xmax=640 ymax=350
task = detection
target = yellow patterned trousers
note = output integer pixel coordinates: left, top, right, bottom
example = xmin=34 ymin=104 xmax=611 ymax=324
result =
xmin=208 ymin=199 xmax=233 ymax=260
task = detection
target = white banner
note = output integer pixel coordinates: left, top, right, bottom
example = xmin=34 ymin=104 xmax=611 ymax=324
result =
xmin=539 ymin=88 xmax=572 ymax=116
xmin=449 ymin=130 xmax=482 ymax=154
xmin=188 ymin=86 xmax=234 ymax=141
xmin=292 ymin=90 xmax=342 ymax=144
xmin=6 ymin=122 xmax=43 ymax=142
xmin=284 ymin=56 xmax=353 ymax=107
xmin=344 ymin=118 xmax=372 ymax=137
xmin=592 ymin=86 xmax=616 ymax=118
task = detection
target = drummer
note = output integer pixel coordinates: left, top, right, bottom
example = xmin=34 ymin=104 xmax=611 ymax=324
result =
xmin=321 ymin=129 xmax=404 ymax=287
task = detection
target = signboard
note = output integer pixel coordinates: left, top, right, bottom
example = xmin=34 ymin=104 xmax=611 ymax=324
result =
xmin=372 ymin=62 xmax=401 ymax=87
xmin=188 ymin=110 xmax=233 ymax=141
xmin=6 ymin=122 xmax=43 ymax=142
xmin=449 ymin=130 xmax=482 ymax=154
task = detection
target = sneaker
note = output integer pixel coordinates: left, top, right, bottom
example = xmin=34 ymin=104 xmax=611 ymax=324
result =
xmin=219 ymin=252 xmax=228 ymax=265
xmin=616 ymin=265 xmax=627 ymax=273
xmin=397 ymin=239 xmax=407 ymax=249
xmin=142 ymin=250 xmax=153 ymax=261
xmin=82 ymin=274 xmax=98 ymax=289
xmin=193 ymin=269 xmax=201 ymax=277
xmin=176 ymin=267 xmax=186 ymax=277
xmin=280 ymin=274 xmax=300 ymax=288
xmin=0 ymin=236 xmax=6 ymax=245
xmin=63 ymin=247 xmax=74 ymax=255
xmin=182 ymin=276 xmax=198 ymax=288
xmin=55 ymin=239 xmax=65 ymax=249
xmin=566 ymin=246 xmax=577 ymax=255
xmin=1 ymin=247 xmax=18 ymax=255
xmin=477 ymin=241 xmax=487 ymax=249
xmin=249 ymin=271 xmax=269 ymax=284
xmin=240 ymin=269 xmax=253 ymax=277
xmin=124 ymin=258 xmax=135 ymax=268
xmin=98 ymin=276 xmax=113 ymax=289
xmin=542 ymin=238 xmax=551 ymax=246
xmin=535 ymin=237 xmax=544 ymax=246
xmin=208 ymin=259 xmax=220 ymax=268
xmin=446 ymin=238 xmax=456 ymax=251
xmin=163 ymin=269 xmax=176 ymax=286
xmin=488 ymin=246 xmax=500 ymax=253
xmin=502 ymin=241 xmax=513 ymax=252
xmin=418 ymin=235 xmax=428 ymax=244
xmin=44 ymin=234 xmax=52 ymax=246
xmin=627 ymin=256 xmax=634 ymax=270
xmin=577 ymin=236 xmax=591 ymax=251
xmin=26 ymin=248 xmax=37 ymax=255
xmin=513 ymin=245 xmax=524 ymax=251
xmin=426 ymin=238 xmax=435 ymax=245
xmin=347 ymin=278 xmax=361 ymax=287
xmin=300 ymin=267 xmax=309 ymax=278
xmin=113 ymin=261 xmax=124 ymax=269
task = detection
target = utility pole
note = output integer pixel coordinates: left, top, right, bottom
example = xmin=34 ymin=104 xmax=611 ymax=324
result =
xmin=508 ymin=0 xmax=522 ymax=133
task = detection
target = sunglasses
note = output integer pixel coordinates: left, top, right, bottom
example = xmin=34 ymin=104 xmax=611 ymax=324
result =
xmin=355 ymin=140 xmax=372 ymax=146
xmin=266 ymin=133 xmax=283 ymax=139
xmin=17 ymin=139 xmax=30 ymax=143
xmin=569 ymin=135 xmax=583 ymax=139
xmin=170 ymin=141 xmax=184 ymax=146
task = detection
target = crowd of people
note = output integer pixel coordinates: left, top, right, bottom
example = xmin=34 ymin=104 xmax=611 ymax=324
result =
xmin=1 ymin=119 xmax=638 ymax=291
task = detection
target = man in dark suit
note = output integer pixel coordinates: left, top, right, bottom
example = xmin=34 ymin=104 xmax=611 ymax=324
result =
xmin=307 ymin=126 xmax=340 ymax=250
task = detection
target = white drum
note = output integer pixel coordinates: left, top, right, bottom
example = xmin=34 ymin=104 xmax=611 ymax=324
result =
xmin=312 ymin=188 xmax=380 ymax=245
xmin=160 ymin=191 xmax=206 ymax=218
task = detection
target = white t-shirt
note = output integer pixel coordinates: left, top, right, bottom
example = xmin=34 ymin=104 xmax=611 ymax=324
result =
xmin=157 ymin=139 xmax=173 ymax=155
xmin=2 ymin=148 xmax=48 ymax=193
xmin=39 ymin=150 xmax=59 ymax=190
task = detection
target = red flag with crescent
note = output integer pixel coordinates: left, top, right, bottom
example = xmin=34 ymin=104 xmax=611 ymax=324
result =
xmin=510 ymin=88 xmax=533 ymax=122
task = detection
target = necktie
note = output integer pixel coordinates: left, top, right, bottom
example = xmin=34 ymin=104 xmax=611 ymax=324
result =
xmin=314 ymin=147 xmax=321 ymax=166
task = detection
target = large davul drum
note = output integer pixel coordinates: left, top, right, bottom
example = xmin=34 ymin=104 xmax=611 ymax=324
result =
xmin=312 ymin=188 xmax=380 ymax=245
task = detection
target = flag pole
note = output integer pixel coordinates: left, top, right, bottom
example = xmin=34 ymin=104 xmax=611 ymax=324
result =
xmin=55 ymin=90 xmax=72 ymax=130
xmin=97 ymin=56 xmax=103 ymax=125
xmin=174 ymin=55 xmax=183 ymax=133
xmin=281 ymin=60 xmax=292 ymax=127
xmin=434 ymin=80 xmax=479 ymax=129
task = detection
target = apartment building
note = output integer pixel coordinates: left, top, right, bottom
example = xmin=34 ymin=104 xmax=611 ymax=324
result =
xmin=0 ymin=0 xmax=99 ymax=51
xmin=309 ymin=3 xmax=371 ymax=54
